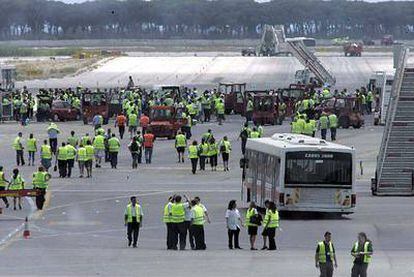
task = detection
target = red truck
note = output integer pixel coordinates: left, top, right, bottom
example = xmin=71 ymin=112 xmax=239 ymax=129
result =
xmin=147 ymin=106 xmax=187 ymax=139
xmin=252 ymin=93 xmax=279 ymax=125
xmin=81 ymin=92 xmax=109 ymax=124
xmin=218 ymin=83 xmax=247 ymax=114
xmin=344 ymin=43 xmax=363 ymax=57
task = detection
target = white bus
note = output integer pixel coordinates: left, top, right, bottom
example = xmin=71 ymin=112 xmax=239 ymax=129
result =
xmin=241 ymin=133 xmax=356 ymax=214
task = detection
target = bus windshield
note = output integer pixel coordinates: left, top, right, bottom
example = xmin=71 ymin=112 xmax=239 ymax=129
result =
xmin=285 ymin=151 xmax=352 ymax=187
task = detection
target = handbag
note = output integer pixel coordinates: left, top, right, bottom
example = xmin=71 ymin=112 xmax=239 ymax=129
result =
xmin=249 ymin=214 xmax=262 ymax=226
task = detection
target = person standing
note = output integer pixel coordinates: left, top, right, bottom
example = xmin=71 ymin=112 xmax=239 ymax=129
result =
xmin=188 ymin=140 xmax=199 ymax=174
xmin=328 ymin=113 xmax=338 ymax=141
xmin=56 ymin=142 xmax=68 ymax=178
xmin=124 ymin=196 xmax=143 ymax=248
xmin=262 ymin=201 xmax=279 ymax=250
xmin=8 ymin=168 xmax=24 ymax=210
xmin=220 ymin=136 xmax=231 ymax=171
xmin=191 ymin=199 xmax=206 ymax=250
xmin=47 ymin=123 xmax=60 ymax=155
xmin=128 ymin=137 xmax=140 ymax=169
xmin=169 ymin=195 xmax=189 ymax=250
xmin=351 ymin=232 xmax=373 ymax=277
xmin=65 ymin=143 xmax=76 ymax=178
xmin=77 ymin=144 xmax=87 ymax=178
xmin=225 ymin=200 xmax=243 ymax=250
xmin=239 ymin=123 xmax=250 ymax=155
xmin=245 ymin=98 xmax=254 ymax=123
xmin=108 ymin=134 xmax=121 ymax=169
xmin=115 ymin=113 xmax=127 ymax=139
xmin=0 ymin=166 xmax=10 ymax=208
xmin=163 ymin=196 xmax=174 ymax=250
xmin=315 ymin=231 xmax=338 ymax=277
xmin=40 ymin=140 xmax=52 ymax=172
xmin=175 ymin=131 xmax=187 ymax=163
xmin=143 ymin=130 xmax=155 ymax=164
xmin=216 ymin=99 xmax=225 ymax=125
xmin=27 ymin=133 xmax=37 ymax=166
xmin=84 ymin=141 xmax=95 ymax=178
xmin=184 ymin=200 xmax=195 ymax=250
xmin=32 ymin=166 xmax=51 ymax=210
xmin=319 ymin=112 xmax=329 ymax=140
xmin=93 ymin=133 xmax=105 ymax=168
xmin=245 ymin=201 xmax=259 ymax=250
xmin=13 ymin=132 xmax=25 ymax=166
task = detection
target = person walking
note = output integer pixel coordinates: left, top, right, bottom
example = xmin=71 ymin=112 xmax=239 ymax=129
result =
xmin=143 ymin=130 xmax=155 ymax=164
xmin=319 ymin=112 xmax=329 ymax=140
xmin=245 ymin=201 xmax=260 ymax=250
xmin=40 ymin=140 xmax=52 ymax=172
xmin=8 ymin=168 xmax=24 ymax=210
xmin=27 ymin=133 xmax=37 ymax=166
xmin=190 ymin=199 xmax=206 ymax=250
xmin=128 ymin=137 xmax=141 ymax=169
xmin=199 ymin=138 xmax=209 ymax=171
xmin=220 ymin=136 xmax=231 ymax=171
xmin=47 ymin=122 xmax=60 ymax=155
xmin=13 ymin=132 xmax=25 ymax=166
xmin=67 ymin=130 xmax=79 ymax=148
xmin=84 ymin=141 xmax=95 ymax=178
xmin=315 ymin=231 xmax=338 ymax=277
xmin=77 ymin=144 xmax=87 ymax=178
xmin=139 ymin=113 xmax=150 ymax=134
xmin=216 ymin=99 xmax=225 ymax=125
xmin=108 ymin=134 xmax=121 ymax=169
xmin=225 ymin=200 xmax=243 ymax=250
xmin=239 ymin=123 xmax=250 ymax=155
xmin=115 ymin=112 xmax=127 ymax=139
xmin=92 ymin=133 xmax=106 ymax=168
xmin=65 ymin=143 xmax=76 ymax=178
xmin=188 ymin=140 xmax=199 ymax=174
xmin=124 ymin=196 xmax=143 ymax=248
xmin=56 ymin=142 xmax=68 ymax=178
xmin=175 ymin=131 xmax=187 ymax=163
xmin=351 ymin=232 xmax=373 ymax=277
xmin=208 ymin=137 xmax=218 ymax=171
xmin=169 ymin=195 xmax=189 ymax=250
xmin=128 ymin=112 xmax=138 ymax=139
xmin=0 ymin=166 xmax=10 ymax=208
xmin=328 ymin=112 xmax=338 ymax=141
xmin=262 ymin=201 xmax=279 ymax=250
xmin=32 ymin=166 xmax=51 ymax=210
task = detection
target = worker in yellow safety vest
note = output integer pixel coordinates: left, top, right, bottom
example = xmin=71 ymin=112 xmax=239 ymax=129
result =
xmin=13 ymin=132 xmax=25 ymax=166
xmin=351 ymin=232 xmax=373 ymax=277
xmin=84 ymin=141 xmax=95 ymax=178
xmin=124 ymin=196 xmax=143 ymax=248
xmin=262 ymin=201 xmax=279 ymax=250
xmin=169 ymin=195 xmax=189 ymax=250
xmin=175 ymin=131 xmax=187 ymax=163
xmin=163 ymin=196 xmax=175 ymax=250
xmin=188 ymin=140 xmax=199 ymax=174
xmin=27 ymin=133 xmax=37 ymax=166
xmin=190 ymin=199 xmax=206 ymax=250
xmin=56 ymin=142 xmax=68 ymax=178
xmin=108 ymin=134 xmax=121 ymax=169
xmin=8 ymin=168 xmax=25 ymax=210
xmin=0 ymin=166 xmax=10 ymax=208
xmin=32 ymin=166 xmax=51 ymax=210
xmin=315 ymin=231 xmax=338 ymax=277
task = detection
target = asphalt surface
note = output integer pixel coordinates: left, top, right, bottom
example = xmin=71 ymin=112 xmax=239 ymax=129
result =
xmin=18 ymin=53 xmax=410 ymax=91
xmin=1 ymin=112 xmax=414 ymax=277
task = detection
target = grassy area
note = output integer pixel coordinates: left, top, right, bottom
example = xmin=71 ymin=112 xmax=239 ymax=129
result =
xmin=11 ymin=57 xmax=104 ymax=81
xmin=0 ymin=46 xmax=83 ymax=57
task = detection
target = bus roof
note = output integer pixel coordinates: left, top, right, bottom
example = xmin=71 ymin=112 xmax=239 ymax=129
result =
xmin=246 ymin=133 xmax=354 ymax=155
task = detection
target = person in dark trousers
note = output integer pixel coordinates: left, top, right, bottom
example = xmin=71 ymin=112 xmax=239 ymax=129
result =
xmin=169 ymin=195 xmax=189 ymax=250
xmin=104 ymin=129 xmax=112 ymax=163
xmin=128 ymin=137 xmax=140 ymax=169
xmin=351 ymin=232 xmax=373 ymax=277
xmin=13 ymin=132 xmax=25 ymax=166
xmin=225 ymin=200 xmax=243 ymax=249
xmin=184 ymin=200 xmax=195 ymax=250
xmin=190 ymin=199 xmax=206 ymax=250
xmin=108 ymin=134 xmax=121 ymax=169
xmin=315 ymin=231 xmax=338 ymax=277
xmin=163 ymin=196 xmax=174 ymax=250
xmin=239 ymin=123 xmax=249 ymax=155
xmin=115 ymin=113 xmax=127 ymax=140
xmin=0 ymin=166 xmax=10 ymax=208
xmin=56 ymin=142 xmax=68 ymax=178
xmin=124 ymin=196 xmax=143 ymax=248
xmin=188 ymin=140 xmax=199 ymax=174
xmin=262 ymin=201 xmax=279 ymax=251
xmin=32 ymin=166 xmax=51 ymax=210
xmin=143 ymin=130 xmax=155 ymax=164
xmin=258 ymin=200 xmax=270 ymax=250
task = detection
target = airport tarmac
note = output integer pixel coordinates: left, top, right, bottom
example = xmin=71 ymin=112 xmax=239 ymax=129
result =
xmin=17 ymin=52 xmax=405 ymax=91
xmin=1 ymin=114 xmax=414 ymax=276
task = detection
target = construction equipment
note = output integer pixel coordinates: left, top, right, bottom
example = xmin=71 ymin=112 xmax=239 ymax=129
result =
xmin=343 ymin=43 xmax=363 ymax=57
xmin=287 ymin=40 xmax=336 ymax=86
xmin=372 ymin=47 xmax=414 ymax=195
xmin=147 ymin=106 xmax=187 ymax=139
xmin=252 ymin=93 xmax=279 ymax=125
xmin=315 ymin=97 xmax=364 ymax=129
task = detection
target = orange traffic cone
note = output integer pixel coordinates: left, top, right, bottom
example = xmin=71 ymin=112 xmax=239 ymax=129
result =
xmin=23 ymin=217 xmax=31 ymax=239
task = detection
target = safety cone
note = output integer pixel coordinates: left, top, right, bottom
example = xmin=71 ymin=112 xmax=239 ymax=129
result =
xmin=23 ymin=217 xmax=31 ymax=239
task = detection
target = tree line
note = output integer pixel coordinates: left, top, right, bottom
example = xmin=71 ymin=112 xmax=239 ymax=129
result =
xmin=0 ymin=0 xmax=413 ymax=40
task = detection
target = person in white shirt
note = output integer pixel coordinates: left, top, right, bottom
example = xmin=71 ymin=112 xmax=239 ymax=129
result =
xmin=225 ymin=200 xmax=243 ymax=249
